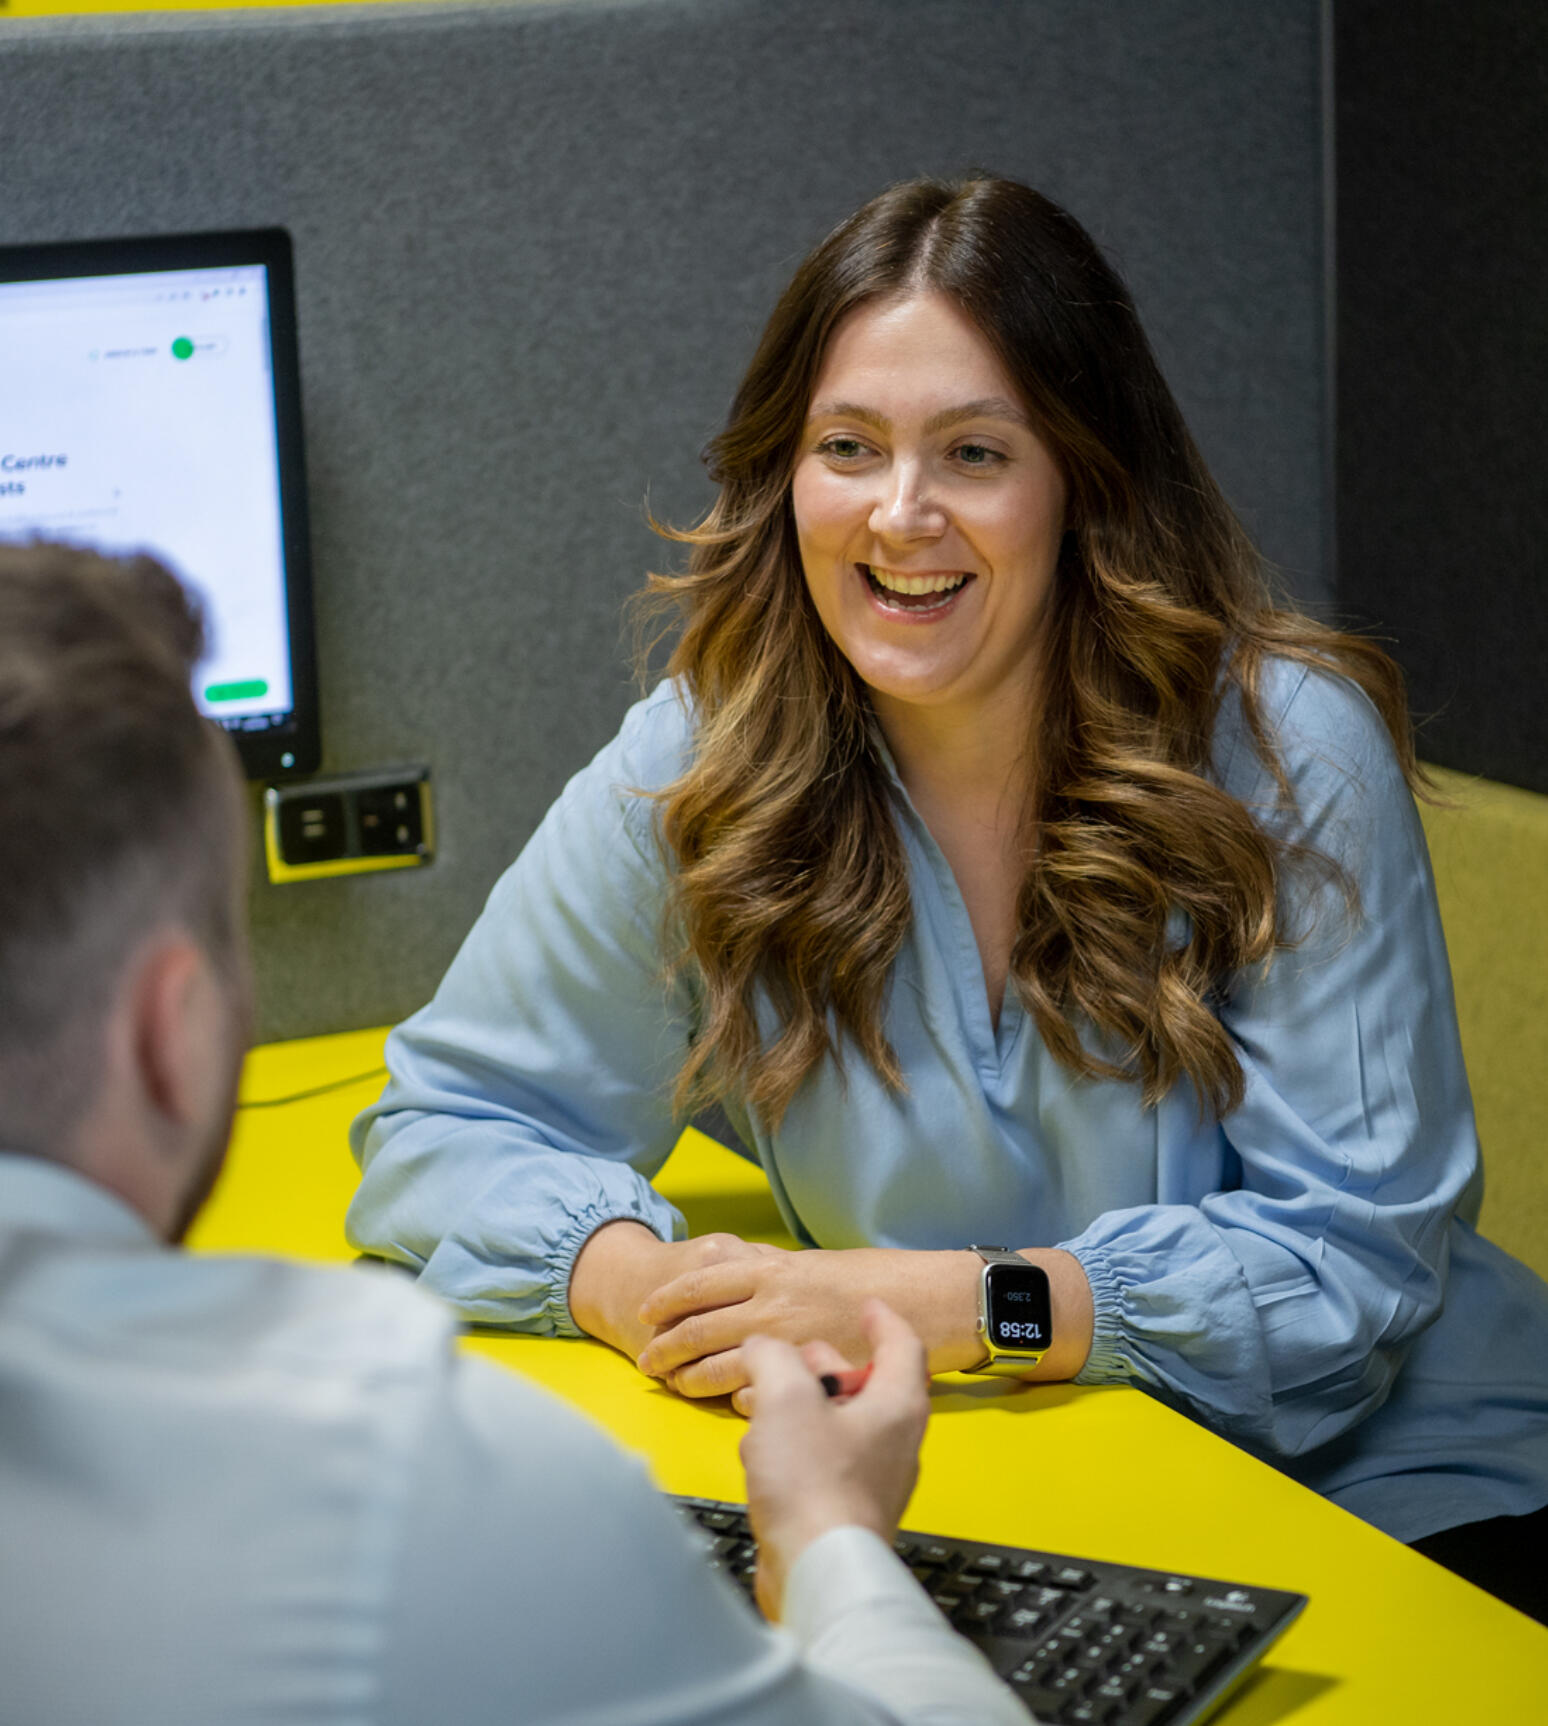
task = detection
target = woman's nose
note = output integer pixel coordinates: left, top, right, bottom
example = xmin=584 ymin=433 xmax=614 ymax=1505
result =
xmin=870 ymin=462 xmax=946 ymax=542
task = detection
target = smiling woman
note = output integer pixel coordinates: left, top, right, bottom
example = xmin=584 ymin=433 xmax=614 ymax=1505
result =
xmin=347 ymin=176 xmax=1548 ymax=1609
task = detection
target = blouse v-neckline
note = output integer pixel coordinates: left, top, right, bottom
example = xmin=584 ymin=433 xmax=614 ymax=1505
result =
xmin=869 ymin=730 xmax=1029 ymax=1077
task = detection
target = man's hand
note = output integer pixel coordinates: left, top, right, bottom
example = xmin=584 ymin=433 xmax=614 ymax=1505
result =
xmin=738 ymin=1300 xmax=930 ymax=1620
xmin=635 ymin=1245 xmax=985 ymax=1397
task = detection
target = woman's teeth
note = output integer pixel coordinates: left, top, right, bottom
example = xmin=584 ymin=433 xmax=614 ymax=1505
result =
xmin=865 ymin=564 xmax=970 ymax=598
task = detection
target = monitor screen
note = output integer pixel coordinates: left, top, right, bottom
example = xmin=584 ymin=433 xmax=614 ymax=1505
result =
xmin=0 ymin=229 xmax=319 ymax=779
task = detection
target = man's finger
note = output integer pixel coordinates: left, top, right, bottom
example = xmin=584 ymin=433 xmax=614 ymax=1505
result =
xmin=799 ymin=1337 xmax=853 ymax=1377
xmin=856 ymin=1299 xmax=929 ymax=1393
xmin=742 ymin=1331 xmax=829 ymax=1407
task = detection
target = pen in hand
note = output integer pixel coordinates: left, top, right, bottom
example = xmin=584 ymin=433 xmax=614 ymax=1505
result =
xmin=820 ymin=1364 xmax=874 ymax=1399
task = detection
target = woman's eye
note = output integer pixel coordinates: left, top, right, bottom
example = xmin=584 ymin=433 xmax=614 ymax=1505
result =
xmin=817 ymin=436 xmax=870 ymax=462
xmin=952 ymin=442 xmax=1004 ymax=467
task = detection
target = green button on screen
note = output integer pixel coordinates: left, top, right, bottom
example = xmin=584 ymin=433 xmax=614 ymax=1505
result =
xmin=171 ymin=337 xmax=195 ymax=360
xmin=205 ymin=679 xmax=269 ymax=703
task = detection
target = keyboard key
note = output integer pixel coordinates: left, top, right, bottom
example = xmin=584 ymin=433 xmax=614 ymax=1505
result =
xmin=1053 ymin=1565 xmax=1096 ymax=1590
xmin=1168 ymin=1639 xmax=1233 ymax=1692
xmin=1202 ymin=1613 xmax=1255 ymax=1644
xmin=1009 ymin=1680 xmax=1065 ymax=1717
xmin=1126 ymin=1683 xmax=1185 ymax=1725
xmin=963 ymin=1552 xmax=1007 ymax=1576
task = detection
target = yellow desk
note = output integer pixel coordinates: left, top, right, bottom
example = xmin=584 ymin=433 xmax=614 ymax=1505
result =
xmin=192 ymin=1027 xmax=1548 ymax=1722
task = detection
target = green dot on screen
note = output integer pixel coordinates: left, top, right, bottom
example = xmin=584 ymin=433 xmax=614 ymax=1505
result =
xmin=205 ymin=679 xmax=268 ymax=703
xmin=171 ymin=337 xmax=195 ymax=361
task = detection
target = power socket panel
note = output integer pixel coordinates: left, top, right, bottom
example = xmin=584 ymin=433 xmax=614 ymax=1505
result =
xmin=263 ymin=766 xmax=434 ymax=883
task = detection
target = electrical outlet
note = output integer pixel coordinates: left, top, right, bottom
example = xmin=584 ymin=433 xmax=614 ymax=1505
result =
xmin=263 ymin=766 xmax=434 ymax=883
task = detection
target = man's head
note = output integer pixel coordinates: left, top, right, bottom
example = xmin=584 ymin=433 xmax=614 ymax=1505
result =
xmin=0 ymin=541 xmax=251 ymax=1238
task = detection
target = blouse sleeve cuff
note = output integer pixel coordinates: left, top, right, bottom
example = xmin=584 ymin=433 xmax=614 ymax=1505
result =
xmin=1063 ymin=1242 xmax=1138 ymax=1384
xmin=550 ymin=1199 xmax=683 ymax=1338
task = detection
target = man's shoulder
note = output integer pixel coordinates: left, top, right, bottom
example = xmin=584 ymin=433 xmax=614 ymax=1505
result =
xmin=214 ymin=1253 xmax=462 ymax=1383
xmin=2 ymin=1226 xmax=459 ymax=1391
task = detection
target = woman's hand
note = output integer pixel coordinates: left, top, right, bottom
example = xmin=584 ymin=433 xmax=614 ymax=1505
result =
xmin=567 ymin=1220 xmax=783 ymax=1361
xmin=574 ymin=1223 xmax=1095 ymax=1398
xmin=635 ymin=1244 xmax=987 ymax=1398
xmin=738 ymin=1300 xmax=930 ymax=1620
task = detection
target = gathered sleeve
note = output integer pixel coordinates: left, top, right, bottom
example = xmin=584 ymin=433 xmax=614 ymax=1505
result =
xmin=1063 ymin=664 xmax=1481 ymax=1459
xmin=345 ymin=688 xmax=697 ymax=1335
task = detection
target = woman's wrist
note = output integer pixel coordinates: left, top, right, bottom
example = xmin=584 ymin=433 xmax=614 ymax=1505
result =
xmin=934 ymin=1246 xmax=1094 ymax=1381
xmin=917 ymin=1250 xmax=995 ymax=1374
xmin=1005 ymin=1247 xmax=1094 ymax=1381
xmin=568 ymin=1218 xmax=666 ymax=1354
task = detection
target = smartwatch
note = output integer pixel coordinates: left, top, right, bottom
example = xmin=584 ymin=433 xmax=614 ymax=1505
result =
xmin=968 ymin=1246 xmax=1053 ymax=1375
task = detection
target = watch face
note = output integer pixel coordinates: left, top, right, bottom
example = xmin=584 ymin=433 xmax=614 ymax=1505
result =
xmin=985 ymin=1261 xmax=1052 ymax=1352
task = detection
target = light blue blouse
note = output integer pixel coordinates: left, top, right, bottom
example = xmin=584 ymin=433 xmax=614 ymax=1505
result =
xmin=348 ymin=662 xmax=1548 ymax=1543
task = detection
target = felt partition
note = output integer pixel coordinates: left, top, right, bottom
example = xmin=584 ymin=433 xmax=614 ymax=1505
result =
xmin=0 ymin=0 xmax=1329 ymax=1041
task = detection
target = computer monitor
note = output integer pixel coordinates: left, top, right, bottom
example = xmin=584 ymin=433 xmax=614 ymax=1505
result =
xmin=0 ymin=228 xmax=320 ymax=780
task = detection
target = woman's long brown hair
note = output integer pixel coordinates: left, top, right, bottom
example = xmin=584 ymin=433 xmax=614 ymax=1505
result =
xmin=638 ymin=177 xmax=1420 ymax=1129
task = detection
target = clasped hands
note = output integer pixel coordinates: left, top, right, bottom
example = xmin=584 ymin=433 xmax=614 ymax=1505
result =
xmin=569 ymin=1220 xmax=992 ymax=1411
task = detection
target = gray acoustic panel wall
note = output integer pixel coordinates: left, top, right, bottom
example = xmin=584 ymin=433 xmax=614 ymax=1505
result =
xmin=1335 ymin=0 xmax=1548 ymax=794
xmin=0 ymin=0 xmax=1328 ymax=1042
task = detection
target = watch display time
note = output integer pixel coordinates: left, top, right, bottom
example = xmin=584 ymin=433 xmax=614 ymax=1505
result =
xmin=985 ymin=1261 xmax=1053 ymax=1353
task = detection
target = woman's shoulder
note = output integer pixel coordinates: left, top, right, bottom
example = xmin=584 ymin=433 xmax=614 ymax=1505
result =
xmin=548 ymin=680 xmax=697 ymax=856
xmin=607 ymin=676 xmax=698 ymax=791
xmin=1210 ymin=653 xmax=1405 ymax=808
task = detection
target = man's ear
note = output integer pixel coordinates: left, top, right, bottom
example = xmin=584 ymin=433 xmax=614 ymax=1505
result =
xmin=129 ymin=932 xmax=222 ymax=1134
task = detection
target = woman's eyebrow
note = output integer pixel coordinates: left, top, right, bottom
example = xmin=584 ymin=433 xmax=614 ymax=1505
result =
xmin=806 ymin=397 xmax=1032 ymax=433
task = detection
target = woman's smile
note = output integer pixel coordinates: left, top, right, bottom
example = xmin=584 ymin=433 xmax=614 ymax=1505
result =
xmin=861 ymin=563 xmax=977 ymax=614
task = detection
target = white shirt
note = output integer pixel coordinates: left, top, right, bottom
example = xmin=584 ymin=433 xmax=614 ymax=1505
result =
xmin=0 ymin=1152 xmax=1026 ymax=1725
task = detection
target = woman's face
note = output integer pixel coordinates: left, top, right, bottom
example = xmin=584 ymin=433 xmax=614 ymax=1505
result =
xmin=791 ymin=291 xmax=1067 ymax=735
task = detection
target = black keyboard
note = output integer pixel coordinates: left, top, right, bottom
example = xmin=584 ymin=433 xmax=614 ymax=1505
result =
xmin=673 ymin=1497 xmax=1306 ymax=1726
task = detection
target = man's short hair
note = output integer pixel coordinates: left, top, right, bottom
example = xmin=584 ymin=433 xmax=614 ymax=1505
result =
xmin=0 ymin=541 xmax=242 ymax=1150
